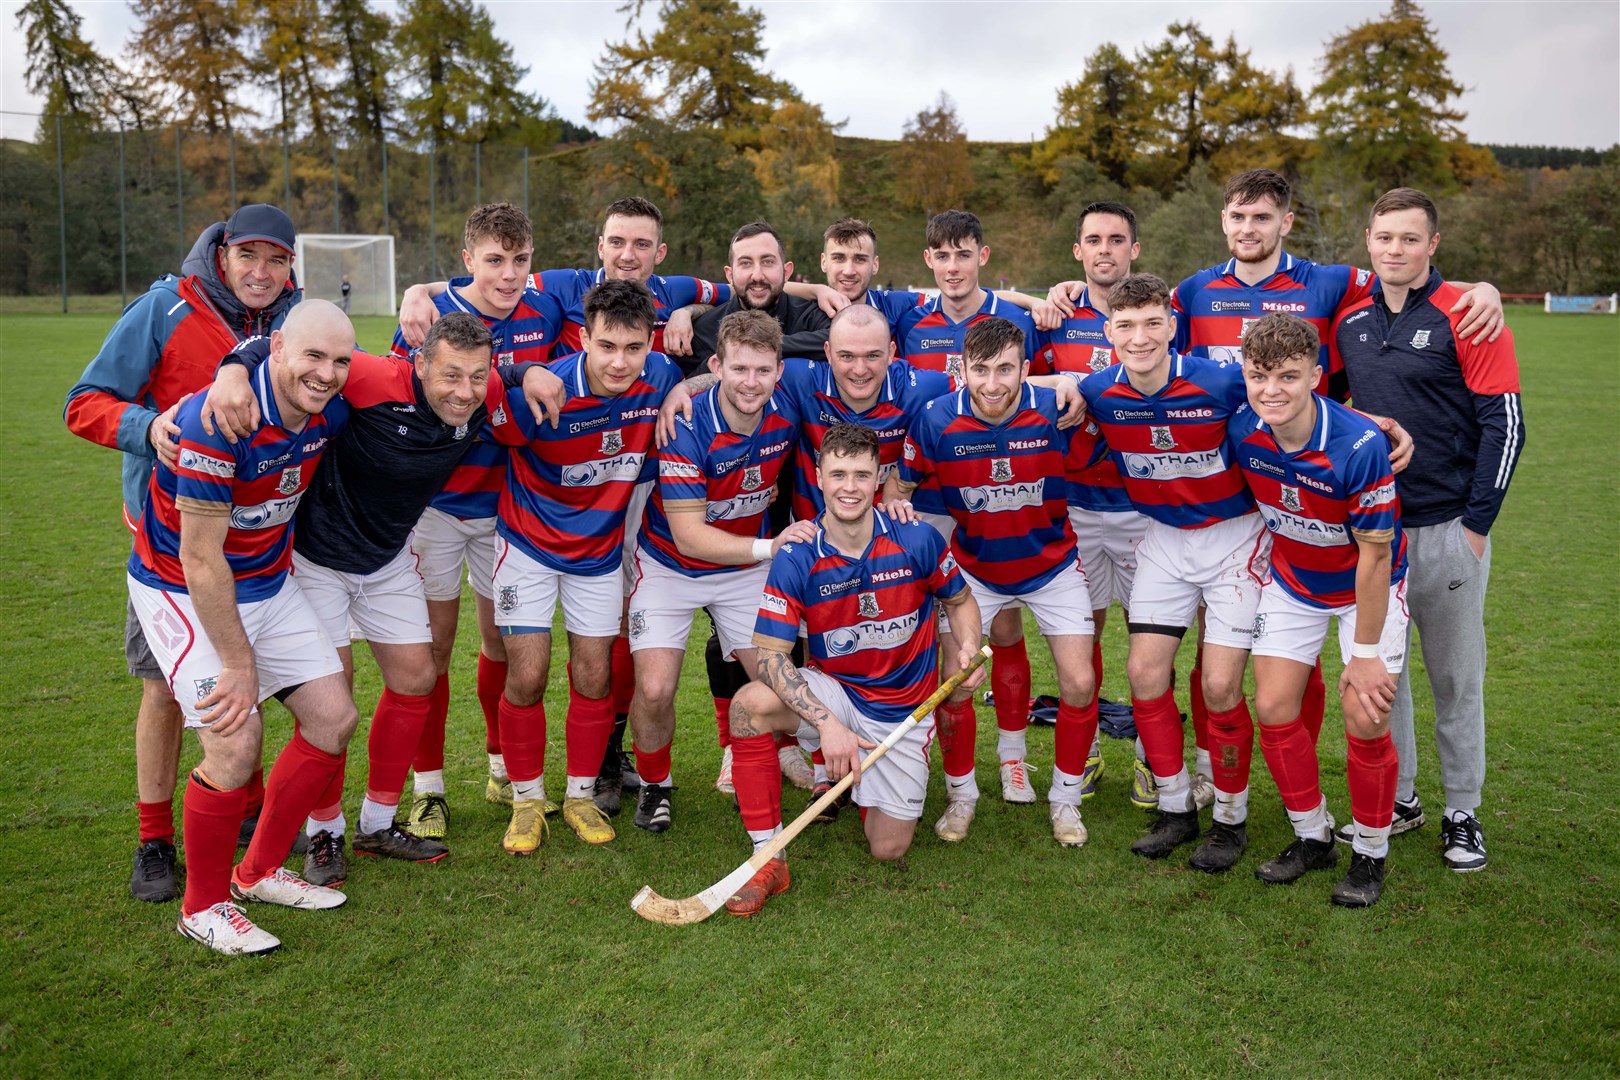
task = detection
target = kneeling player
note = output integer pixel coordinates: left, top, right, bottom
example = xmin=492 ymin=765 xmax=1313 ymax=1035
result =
xmin=1234 ymin=315 xmax=1407 ymax=907
xmin=724 ymin=424 xmax=984 ymax=914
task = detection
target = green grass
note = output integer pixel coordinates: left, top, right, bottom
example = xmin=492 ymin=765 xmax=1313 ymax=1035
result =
xmin=2 ymin=309 xmax=1616 ymax=1077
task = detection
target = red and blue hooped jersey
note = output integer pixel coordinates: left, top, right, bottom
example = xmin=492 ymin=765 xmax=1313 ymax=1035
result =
xmin=753 ymin=512 xmax=965 ymax=724
xmin=894 ymin=288 xmax=1038 ymax=383
xmin=1078 ymin=352 xmax=1255 ymax=530
xmin=900 ymin=384 xmax=1083 ymax=594
xmin=528 ymin=267 xmax=728 ymax=355
xmin=489 ymin=350 xmax=683 ymax=577
xmin=1033 ymin=287 xmax=1130 ymax=513
xmin=1230 ymin=395 xmax=1407 ymax=609
xmin=775 ymin=357 xmax=951 ymax=521
xmin=639 ymin=386 xmax=801 ymax=577
xmin=863 ymin=287 xmax=926 ymax=331
xmin=129 ymin=362 xmax=348 ymax=602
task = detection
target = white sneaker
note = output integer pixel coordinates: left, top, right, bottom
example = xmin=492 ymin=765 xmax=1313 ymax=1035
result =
xmin=999 ymin=759 xmax=1038 ymax=804
xmin=933 ymin=798 xmax=977 ymax=842
xmin=778 ymin=744 xmax=814 ymax=791
xmin=231 ymin=866 xmax=348 ymax=910
xmin=1050 ymin=802 xmax=1088 ymax=848
xmin=714 ymin=745 xmax=735 ymax=795
xmin=1192 ymin=772 xmax=1216 ymax=810
xmin=177 ymin=901 xmax=281 ymax=956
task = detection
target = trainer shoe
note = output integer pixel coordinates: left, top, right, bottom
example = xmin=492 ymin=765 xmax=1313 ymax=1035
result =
xmin=1079 ymin=754 xmax=1105 ymax=802
xmin=1331 ymin=852 xmax=1387 ymax=907
xmin=236 ymin=813 xmax=259 ymax=849
xmin=778 ymin=745 xmax=814 ymax=791
xmin=1000 ymin=759 xmax=1038 ymax=804
xmin=715 ymin=745 xmax=735 ymax=795
xmin=1441 ymin=811 xmax=1488 ymax=873
xmin=1189 ymin=821 xmax=1249 ymax=873
xmin=130 ymin=839 xmax=182 ymax=903
xmin=406 ymin=793 xmax=449 ymax=841
xmin=503 ymin=799 xmax=548 ymax=855
xmin=231 ymin=866 xmax=348 ymax=910
xmin=1337 ymin=790 xmax=1426 ymax=844
xmin=177 ymin=901 xmax=280 ymax=956
xmin=562 ymin=797 xmax=616 ymax=845
xmin=1192 ymin=772 xmax=1216 ymax=811
xmin=810 ymin=780 xmax=846 ymax=824
xmin=933 ymin=798 xmax=977 ymax=842
xmin=618 ymin=750 xmax=643 ymax=791
xmin=1130 ymin=809 xmax=1200 ymax=859
xmin=594 ymin=771 xmax=624 ymax=818
xmin=354 ymin=823 xmax=449 ymax=863
xmin=633 ymin=784 xmax=673 ymax=833
xmin=1129 ymin=760 xmax=1158 ymax=810
xmin=302 ymin=830 xmax=347 ymax=887
xmin=1050 ymin=802 xmax=1088 ymax=848
xmin=1254 ymin=836 xmax=1339 ymax=884
xmin=724 ymin=857 xmax=790 ymax=917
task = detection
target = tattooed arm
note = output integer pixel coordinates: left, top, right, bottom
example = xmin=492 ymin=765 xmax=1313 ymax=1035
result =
xmin=757 ymin=648 xmax=873 ymax=783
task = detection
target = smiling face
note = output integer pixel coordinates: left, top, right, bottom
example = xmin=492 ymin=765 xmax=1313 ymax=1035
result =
xmin=416 ymin=342 xmax=491 ymax=428
xmin=269 ymin=302 xmax=354 ymax=424
xmin=218 ymin=241 xmax=293 ymax=311
xmin=1243 ymin=352 xmax=1320 ymax=434
xmin=1103 ymin=300 xmax=1175 ymax=384
xmin=963 ymin=342 xmax=1027 ymax=424
xmin=924 ymin=237 xmax=989 ymax=304
xmin=821 ymin=235 xmax=879 ymax=301
xmin=824 ymin=312 xmax=894 ymax=411
xmin=713 ymin=341 xmax=782 ymax=422
xmin=598 ymin=213 xmax=667 ymax=283
xmin=461 ymin=236 xmax=532 ymax=318
xmin=1075 ymin=211 xmax=1139 ymax=291
xmin=817 ymin=447 xmax=880 ymax=526
xmin=1366 ymin=207 xmax=1440 ymax=291
xmin=726 ymin=232 xmax=790 ymax=310
xmin=1222 ymin=195 xmax=1293 ymax=266
xmin=581 ymin=313 xmax=652 ymax=398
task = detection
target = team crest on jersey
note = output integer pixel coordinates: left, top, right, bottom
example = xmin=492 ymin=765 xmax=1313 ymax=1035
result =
xmin=629 ymin=610 xmax=648 ymax=639
xmin=1090 ymin=347 xmax=1112 ymax=371
xmin=742 ymin=465 xmax=763 ymax=491
xmin=990 ymin=457 xmax=1013 ymax=483
xmin=1150 ymin=426 xmax=1175 ymax=451
xmin=194 ymin=676 xmax=217 ymax=702
xmin=277 ymin=466 xmax=302 ymax=495
xmin=858 ymin=591 xmax=880 ymax=619
xmin=1252 ymin=612 xmax=1267 ymax=639
xmin=497 ymin=585 xmax=518 ymax=615
xmin=1411 ymin=329 xmax=1431 ymax=349
xmin=601 ymin=429 xmax=623 ymax=455
xmin=945 ymin=354 xmax=962 ymax=380
xmin=1281 ymin=485 xmax=1303 ymax=512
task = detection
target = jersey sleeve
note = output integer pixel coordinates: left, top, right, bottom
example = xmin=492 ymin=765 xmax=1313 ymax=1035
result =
xmin=1452 ymin=313 xmax=1525 ymax=535
xmin=489 ymin=384 xmax=539 ymax=447
xmin=1342 ymin=430 xmax=1398 ymax=544
xmin=1337 ymin=265 xmax=1376 ymax=311
xmin=63 ymin=289 xmax=172 ymax=455
xmin=656 ymin=417 xmax=709 ymax=512
xmin=899 ymin=406 xmax=939 ymax=489
xmin=388 ymin=325 xmax=414 ymax=361
xmin=330 ymin=350 xmax=412 ymax=409
xmin=663 ymin=275 xmax=726 ymax=308
xmin=753 ymin=550 xmax=808 ymax=652
xmin=1170 ymin=280 xmax=1193 ymax=354
xmin=170 ymin=402 xmax=242 ymax=516
xmin=916 ymin=523 xmax=966 ymax=604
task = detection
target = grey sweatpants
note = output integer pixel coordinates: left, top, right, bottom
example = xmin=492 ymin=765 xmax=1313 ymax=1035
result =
xmin=1388 ymin=517 xmax=1491 ymax=813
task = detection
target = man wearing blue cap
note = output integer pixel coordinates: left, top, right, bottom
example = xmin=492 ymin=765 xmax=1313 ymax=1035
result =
xmin=66 ymin=204 xmax=303 ymax=904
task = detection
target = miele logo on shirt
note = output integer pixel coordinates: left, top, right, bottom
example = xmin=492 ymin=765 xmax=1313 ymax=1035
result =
xmin=511 ymin=331 xmax=547 ymax=343
xmin=1261 ymin=301 xmax=1307 ymax=313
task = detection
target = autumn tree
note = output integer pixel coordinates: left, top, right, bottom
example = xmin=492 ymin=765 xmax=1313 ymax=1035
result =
xmin=252 ymin=0 xmax=341 ymax=141
xmin=14 ymin=0 xmax=154 ymax=137
xmin=329 ymin=0 xmax=395 ymax=140
xmin=894 ymin=92 xmax=973 ymax=218
xmin=129 ymin=0 xmax=254 ymax=134
xmin=747 ymin=100 xmax=843 ymax=260
xmin=1033 ymin=44 xmax=1146 ymax=187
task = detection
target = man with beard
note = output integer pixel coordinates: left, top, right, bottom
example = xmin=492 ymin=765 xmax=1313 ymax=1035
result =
xmin=689 ymin=222 xmax=832 ymax=364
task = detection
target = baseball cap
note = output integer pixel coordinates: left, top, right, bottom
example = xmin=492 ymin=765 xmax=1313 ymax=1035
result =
xmin=224 ymin=204 xmax=296 ymax=254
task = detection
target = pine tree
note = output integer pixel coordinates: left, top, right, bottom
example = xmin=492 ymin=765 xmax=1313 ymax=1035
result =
xmin=894 ymin=92 xmax=973 ymax=219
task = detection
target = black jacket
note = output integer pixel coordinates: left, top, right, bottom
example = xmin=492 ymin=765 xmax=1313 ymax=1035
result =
xmin=688 ymin=291 xmax=830 ymax=375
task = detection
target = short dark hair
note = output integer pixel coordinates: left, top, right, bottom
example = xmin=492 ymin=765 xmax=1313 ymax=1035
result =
xmin=1078 ymin=201 xmax=1138 ymax=243
xmin=1369 ymin=187 xmax=1439 ymax=235
xmin=962 ymin=316 xmax=1025 ymax=365
xmin=1107 ymin=273 xmax=1173 ymax=314
xmin=820 ymin=422 xmax=880 ymax=466
xmin=583 ymin=279 xmax=657 ymax=337
xmin=730 ymin=221 xmax=785 ymax=261
xmin=716 ymin=309 xmax=783 ymax=362
xmin=824 ymin=218 xmax=878 ymax=251
xmin=925 ymin=209 xmax=984 ymax=250
xmin=422 ymin=311 xmax=494 ymax=362
xmin=463 ymin=203 xmax=532 ymax=253
xmin=602 ymin=196 xmax=664 ymax=239
xmin=1223 ymin=169 xmax=1291 ymax=212
xmin=1241 ymin=313 xmax=1320 ymax=371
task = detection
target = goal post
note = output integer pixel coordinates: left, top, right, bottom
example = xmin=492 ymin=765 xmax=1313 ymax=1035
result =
xmin=1544 ymin=293 xmax=1618 ymax=314
xmin=294 ymin=233 xmax=397 ymax=317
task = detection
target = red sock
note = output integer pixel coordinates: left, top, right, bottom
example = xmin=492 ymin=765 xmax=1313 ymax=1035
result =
xmin=238 ymin=730 xmax=342 ymax=885
xmin=714 ymin=697 xmax=733 ymax=750
xmin=311 ymin=751 xmax=345 ymax=823
xmin=1299 ymin=660 xmax=1326 ymax=746
xmin=990 ymin=639 xmax=1031 ymax=734
xmin=498 ymin=695 xmax=547 ymax=785
xmin=937 ymin=698 xmax=977 ymax=778
xmin=365 ymin=688 xmax=433 ymax=806
xmin=1257 ymin=718 xmax=1322 ymax=813
xmin=1190 ymin=665 xmax=1209 ymax=753
xmin=413 ymin=673 xmax=450 ymax=774
xmin=1205 ymin=701 xmax=1254 ymax=794
xmin=1092 ymin=639 xmax=1105 ymax=696
xmin=859 ymin=806 xmax=868 ymax=824
xmin=180 ymin=774 xmax=247 ymax=916
xmin=243 ymin=768 xmax=265 ymax=817
xmin=810 ymin=748 xmax=825 ymax=767
xmin=1054 ymin=699 xmax=1100 ymax=775
xmin=732 ymin=732 xmax=781 ymax=833
xmin=138 ymin=799 xmax=175 ymax=845
xmin=778 ymin=733 xmax=799 ymax=749
xmin=1346 ymin=732 xmax=1398 ymax=830
xmin=477 ymin=653 xmax=506 ymax=755
xmin=634 ymin=740 xmax=672 ymax=787
xmin=609 ymin=636 xmax=635 ymax=717
xmin=1131 ymin=689 xmax=1186 ymax=778
xmin=564 ymin=685 xmax=615 ymax=780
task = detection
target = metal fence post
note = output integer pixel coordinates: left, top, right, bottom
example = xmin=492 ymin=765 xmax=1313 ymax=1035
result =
xmin=332 ymin=137 xmax=341 ymax=233
xmin=120 ymin=121 xmax=128 ymax=308
xmin=523 ymin=145 xmax=529 ymax=218
xmin=429 ymin=144 xmax=438 ymax=279
xmin=229 ymin=126 xmax=238 ymax=207
xmin=381 ymin=135 xmax=390 ymax=235
xmin=175 ymin=125 xmax=184 ymax=264
xmin=56 ymin=114 xmax=67 ymax=313
xmin=475 ymin=140 xmax=481 ymax=206
xmin=282 ymin=124 xmax=292 ymax=207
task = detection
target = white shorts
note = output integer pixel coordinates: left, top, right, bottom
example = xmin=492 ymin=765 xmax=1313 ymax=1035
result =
xmin=127 ymin=574 xmax=343 ymax=728
xmin=491 ymin=539 xmax=624 ymax=638
xmin=1130 ymin=513 xmax=1270 ymax=650
xmin=620 ymin=481 xmax=654 ymax=596
xmin=918 ymin=511 xmax=956 ymax=547
xmin=410 ymin=507 xmax=497 ymax=602
xmin=626 ymin=547 xmax=769 ymax=656
xmin=292 ymin=548 xmax=432 ymax=647
xmin=791 ymin=667 xmax=934 ymax=822
xmin=959 ymin=561 xmax=1096 ymax=638
xmin=1251 ymin=578 xmax=1410 ymax=672
xmin=1068 ymin=507 xmax=1148 ymax=611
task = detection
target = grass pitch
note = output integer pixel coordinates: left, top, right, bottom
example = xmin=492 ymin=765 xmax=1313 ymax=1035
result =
xmin=0 ymin=309 xmax=1615 ymax=1077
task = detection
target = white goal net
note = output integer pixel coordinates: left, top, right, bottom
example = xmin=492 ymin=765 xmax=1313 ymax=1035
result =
xmin=294 ymin=233 xmax=396 ymax=317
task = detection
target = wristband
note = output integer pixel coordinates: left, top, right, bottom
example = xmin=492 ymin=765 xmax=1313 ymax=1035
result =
xmin=752 ymin=538 xmax=773 ymax=562
xmin=1350 ymin=641 xmax=1381 ymax=660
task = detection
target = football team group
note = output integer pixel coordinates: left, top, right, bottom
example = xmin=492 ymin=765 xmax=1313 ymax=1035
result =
xmin=65 ymin=167 xmax=1524 ymax=955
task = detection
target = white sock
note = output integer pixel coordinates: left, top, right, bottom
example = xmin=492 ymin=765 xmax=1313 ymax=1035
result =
xmin=1088 ymin=732 xmax=1102 ymax=758
xmin=1444 ymin=805 xmax=1474 ymax=823
xmin=1195 ymin=747 xmax=1212 ymax=778
xmin=1155 ymin=768 xmax=1193 ymax=813
xmin=413 ymin=769 xmax=445 ymax=796
xmin=996 ymin=728 xmax=1027 ymax=763
xmin=564 ymin=775 xmax=595 ymax=800
xmin=307 ymin=811 xmax=345 ymax=839
xmin=1134 ymin=737 xmax=1147 ymax=764
xmin=1286 ymin=796 xmax=1331 ymax=841
xmin=1213 ymin=785 xmax=1248 ymax=826
xmin=511 ymin=777 xmax=543 ymax=802
xmin=812 ymin=762 xmax=829 ymax=786
xmin=945 ymin=771 xmax=980 ymax=801
xmin=358 ymin=797 xmax=396 ymax=835
xmin=1049 ymin=766 xmax=1084 ymax=806
xmin=488 ymin=754 xmax=508 ymax=782
xmin=1353 ymin=819 xmax=1392 ymax=859
xmin=746 ymin=824 xmax=782 ymax=854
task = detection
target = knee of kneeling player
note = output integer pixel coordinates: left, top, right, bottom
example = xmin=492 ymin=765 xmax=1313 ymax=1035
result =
xmin=868 ymin=834 xmax=912 ymax=862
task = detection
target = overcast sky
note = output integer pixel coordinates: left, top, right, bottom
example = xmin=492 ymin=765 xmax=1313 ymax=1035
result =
xmin=3 ymin=0 xmax=1616 ymax=148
